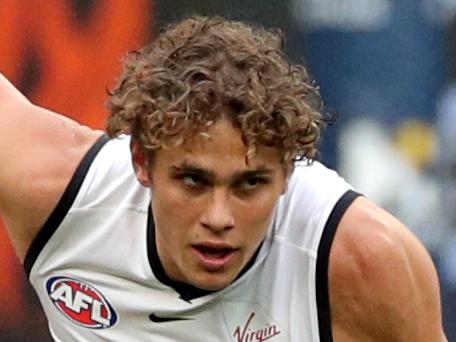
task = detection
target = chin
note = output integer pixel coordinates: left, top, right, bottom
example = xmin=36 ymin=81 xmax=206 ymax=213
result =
xmin=191 ymin=273 xmax=236 ymax=291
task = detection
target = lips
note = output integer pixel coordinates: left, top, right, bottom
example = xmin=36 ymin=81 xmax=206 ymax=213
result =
xmin=198 ymin=245 xmax=233 ymax=257
xmin=191 ymin=243 xmax=238 ymax=270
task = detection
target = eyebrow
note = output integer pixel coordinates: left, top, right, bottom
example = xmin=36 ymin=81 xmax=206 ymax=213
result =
xmin=169 ymin=162 xmax=274 ymax=183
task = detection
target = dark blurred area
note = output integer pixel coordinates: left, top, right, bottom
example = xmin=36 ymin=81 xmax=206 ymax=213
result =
xmin=1 ymin=0 xmax=455 ymax=340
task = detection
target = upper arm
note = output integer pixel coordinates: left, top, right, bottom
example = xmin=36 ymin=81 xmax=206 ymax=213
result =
xmin=329 ymin=196 xmax=447 ymax=342
xmin=0 ymin=74 xmax=103 ymax=260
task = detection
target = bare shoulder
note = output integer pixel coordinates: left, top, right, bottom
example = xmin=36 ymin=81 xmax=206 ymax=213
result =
xmin=0 ymin=74 xmax=103 ymax=260
xmin=329 ymin=196 xmax=447 ymax=342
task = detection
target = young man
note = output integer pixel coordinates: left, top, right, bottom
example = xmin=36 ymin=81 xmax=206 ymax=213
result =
xmin=0 ymin=16 xmax=447 ymax=341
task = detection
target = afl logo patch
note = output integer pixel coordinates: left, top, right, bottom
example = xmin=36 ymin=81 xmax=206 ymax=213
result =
xmin=46 ymin=276 xmax=117 ymax=329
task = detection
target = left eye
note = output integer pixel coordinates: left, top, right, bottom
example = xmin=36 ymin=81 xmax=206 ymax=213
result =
xmin=236 ymin=177 xmax=266 ymax=191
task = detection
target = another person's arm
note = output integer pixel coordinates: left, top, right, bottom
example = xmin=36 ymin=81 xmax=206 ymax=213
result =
xmin=0 ymin=73 xmax=102 ymax=261
xmin=330 ymin=196 xmax=447 ymax=341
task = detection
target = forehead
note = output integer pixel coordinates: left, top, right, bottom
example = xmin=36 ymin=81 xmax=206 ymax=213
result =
xmin=153 ymin=120 xmax=283 ymax=173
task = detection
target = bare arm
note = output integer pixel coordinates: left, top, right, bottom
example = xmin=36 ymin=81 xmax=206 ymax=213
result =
xmin=0 ymin=73 xmax=103 ymax=260
xmin=329 ymin=196 xmax=447 ymax=341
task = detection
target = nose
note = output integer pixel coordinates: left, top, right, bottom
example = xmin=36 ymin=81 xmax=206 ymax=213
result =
xmin=200 ymin=188 xmax=235 ymax=232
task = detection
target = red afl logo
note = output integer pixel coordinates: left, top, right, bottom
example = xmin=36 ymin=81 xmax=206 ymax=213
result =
xmin=46 ymin=276 xmax=118 ymax=329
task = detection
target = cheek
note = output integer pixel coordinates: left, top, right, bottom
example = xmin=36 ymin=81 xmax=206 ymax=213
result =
xmin=236 ymin=193 xmax=279 ymax=234
xmin=152 ymin=173 xmax=188 ymax=209
xmin=155 ymin=186 xmax=186 ymax=210
xmin=152 ymin=181 xmax=202 ymax=232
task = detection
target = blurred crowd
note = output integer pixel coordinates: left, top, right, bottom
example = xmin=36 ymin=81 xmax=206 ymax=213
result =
xmin=1 ymin=0 xmax=456 ymax=340
xmin=285 ymin=0 xmax=456 ymax=338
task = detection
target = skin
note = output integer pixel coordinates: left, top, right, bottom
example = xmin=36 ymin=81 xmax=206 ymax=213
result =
xmin=133 ymin=119 xmax=288 ymax=291
xmin=0 ymin=73 xmax=447 ymax=340
xmin=330 ymin=198 xmax=448 ymax=341
xmin=0 ymin=74 xmax=102 ymax=260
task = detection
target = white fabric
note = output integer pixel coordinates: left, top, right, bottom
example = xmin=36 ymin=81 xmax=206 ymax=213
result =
xmin=29 ymin=136 xmax=352 ymax=341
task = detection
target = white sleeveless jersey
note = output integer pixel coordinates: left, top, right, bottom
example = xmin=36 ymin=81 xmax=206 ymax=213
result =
xmin=25 ymin=135 xmax=359 ymax=342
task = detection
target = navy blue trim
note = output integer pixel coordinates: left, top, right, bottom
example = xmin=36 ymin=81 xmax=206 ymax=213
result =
xmin=146 ymin=206 xmax=262 ymax=302
xmin=146 ymin=206 xmax=214 ymax=302
xmin=24 ymin=134 xmax=109 ymax=276
xmin=316 ymin=190 xmax=361 ymax=342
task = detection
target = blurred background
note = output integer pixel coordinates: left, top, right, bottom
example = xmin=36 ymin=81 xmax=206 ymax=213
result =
xmin=1 ymin=0 xmax=456 ymax=340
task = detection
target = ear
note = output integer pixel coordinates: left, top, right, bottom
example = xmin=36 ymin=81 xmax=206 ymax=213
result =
xmin=131 ymin=142 xmax=152 ymax=187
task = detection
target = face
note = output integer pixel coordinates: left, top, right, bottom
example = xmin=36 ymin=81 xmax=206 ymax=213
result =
xmin=134 ymin=119 xmax=288 ymax=291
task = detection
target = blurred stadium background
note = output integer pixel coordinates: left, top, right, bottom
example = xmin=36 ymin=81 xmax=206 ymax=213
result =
xmin=1 ymin=0 xmax=456 ymax=340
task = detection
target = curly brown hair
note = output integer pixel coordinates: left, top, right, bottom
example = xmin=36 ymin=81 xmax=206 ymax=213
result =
xmin=107 ymin=15 xmax=324 ymax=167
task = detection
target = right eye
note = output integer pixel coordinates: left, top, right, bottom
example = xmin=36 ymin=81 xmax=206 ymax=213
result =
xmin=179 ymin=174 xmax=207 ymax=188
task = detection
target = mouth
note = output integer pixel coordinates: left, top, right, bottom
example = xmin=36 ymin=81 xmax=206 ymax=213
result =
xmin=191 ymin=243 xmax=238 ymax=271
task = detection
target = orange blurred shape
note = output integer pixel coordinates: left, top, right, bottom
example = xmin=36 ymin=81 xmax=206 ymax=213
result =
xmin=0 ymin=0 xmax=153 ymax=338
xmin=0 ymin=219 xmax=27 ymax=326
xmin=1 ymin=0 xmax=153 ymax=128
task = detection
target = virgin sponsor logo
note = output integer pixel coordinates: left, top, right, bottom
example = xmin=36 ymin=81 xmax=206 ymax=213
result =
xmin=234 ymin=312 xmax=281 ymax=342
xmin=46 ymin=276 xmax=117 ymax=329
